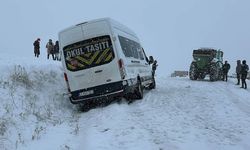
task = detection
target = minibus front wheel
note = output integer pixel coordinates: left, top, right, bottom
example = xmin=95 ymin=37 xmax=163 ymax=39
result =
xmin=135 ymin=80 xmax=143 ymax=99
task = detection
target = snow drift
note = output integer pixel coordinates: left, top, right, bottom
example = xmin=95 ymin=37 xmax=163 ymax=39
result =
xmin=0 ymin=54 xmax=250 ymax=150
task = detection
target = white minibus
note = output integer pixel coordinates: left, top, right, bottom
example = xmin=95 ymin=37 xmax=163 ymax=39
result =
xmin=59 ymin=18 xmax=155 ymax=104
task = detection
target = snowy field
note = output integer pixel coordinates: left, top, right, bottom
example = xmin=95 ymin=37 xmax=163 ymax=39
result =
xmin=1 ymin=54 xmax=250 ymax=150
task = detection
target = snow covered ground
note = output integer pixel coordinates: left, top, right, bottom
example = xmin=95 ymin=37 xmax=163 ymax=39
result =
xmin=1 ymin=54 xmax=250 ymax=150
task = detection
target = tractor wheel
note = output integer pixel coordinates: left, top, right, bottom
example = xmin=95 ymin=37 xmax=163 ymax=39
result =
xmin=218 ymin=70 xmax=224 ymax=81
xmin=199 ymin=74 xmax=206 ymax=80
xmin=210 ymin=63 xmax=219 ymax=81
xmin=189 ymin=62 xmax=198 ymax=80
xmin=216 ymin=61 xmax=224 ymax=80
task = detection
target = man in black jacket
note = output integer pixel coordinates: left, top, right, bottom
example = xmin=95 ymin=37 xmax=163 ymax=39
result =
xmin=236 ymin=60 xmax=241 ymax=85
xmin=54 ymin=41 xmax=60 ymax=61
xmin=222 ymin=60 xmax=230 ymax=82
xmin=33 ymin=38 xmax=40 ymax=58
xmin=241 ymin=60 xmax=249 ymax=89
xmin=152 ymin=60 xmax=158 ymax=77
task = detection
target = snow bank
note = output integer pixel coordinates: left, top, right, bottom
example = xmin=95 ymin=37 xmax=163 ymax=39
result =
xmin=1 ymin=53 xmax=250 ymax=150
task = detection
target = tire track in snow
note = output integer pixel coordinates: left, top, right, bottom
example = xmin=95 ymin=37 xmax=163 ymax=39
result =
xmin=216 ymin=80 xmax=250 ymax=116
xmin=76 ymin=103 xmax=156 ymax=150
xmin=134 ymin=77 xmax=250 ymax=147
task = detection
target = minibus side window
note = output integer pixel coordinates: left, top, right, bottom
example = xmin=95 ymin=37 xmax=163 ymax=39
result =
xmin=131 ymin=46 xmax=139 ymax=59
xmin=119 ymin=36 xmax=133 ymax=57
xmin=118 ymin=35 xmax=142 ymax=60
xmin=138 ymin=48 xmax=145 ymax=60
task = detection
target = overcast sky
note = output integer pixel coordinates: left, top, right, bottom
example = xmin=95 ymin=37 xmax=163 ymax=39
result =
xmin=0 ymin=0 xmax=250 ymax=75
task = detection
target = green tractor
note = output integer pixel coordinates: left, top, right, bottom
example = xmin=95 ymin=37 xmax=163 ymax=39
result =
xmin=189 ymin=48 xmax=224 ymax=81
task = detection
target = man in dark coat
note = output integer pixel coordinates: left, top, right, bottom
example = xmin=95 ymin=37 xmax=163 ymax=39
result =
xmin=46 ymin=39 xmax=55 ymax=60
xmin=241 ymin=60 xmax=249 ymax=89
xmin=236 ymin=60 xmax=241 ymax=85
xmin=222 ymin=60 xmax=230 ymax=82
xmin=33 ymin=38 xmax=40 ymax=57
xmin=152 ymin=60 xmax=158 ymax=77
xmin=54 ymin=41 xmax=60 ymax=61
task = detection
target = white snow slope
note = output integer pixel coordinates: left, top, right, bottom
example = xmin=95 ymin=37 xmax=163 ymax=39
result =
xmin=1 ymin=54 xmax=250 ymax=150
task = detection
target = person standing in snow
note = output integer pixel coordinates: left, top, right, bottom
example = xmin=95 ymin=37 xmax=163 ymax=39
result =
xmin=46 ymin=39 xmax=55 ymax=60
xmin=241 ymin=60 xmax=249 ymax=89
xmin=33 ymin=38 xmax=40 ymax=58
xmin=54 ymin=40 xmax=60 ymax=61
xmin=222 ymin=60 xmax=230 ymax=82
xmin=152 ymin=60 xmax=158 ymax=77
xmin=236 ymin=60 xmax=242 ymax=85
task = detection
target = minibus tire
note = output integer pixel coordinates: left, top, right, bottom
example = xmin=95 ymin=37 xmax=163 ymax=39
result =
xmin=78 ymin=101 xmax=92 ymax=112
xmin=135 ymin=81 xmax=143 ymax=99
xmin=149 ymin=78 xmax=156 ymax=89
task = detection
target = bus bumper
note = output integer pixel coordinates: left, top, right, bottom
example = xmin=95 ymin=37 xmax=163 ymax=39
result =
xmin=69 ymin=81 xmax=126 ymax=104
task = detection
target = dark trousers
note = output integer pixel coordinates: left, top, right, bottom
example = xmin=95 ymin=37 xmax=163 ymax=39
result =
xmin=241 ymin=74 xmax=247 ymax=89
xmin=54 ymin=53 xmax=59 ymax=60
xmin=34 ymin=49 xmax=40 ymax=57
xmin=152 ymin=70 xmax=156 ymax=77
xmin=35 ymin=53 xmax=39 ymax=57
xmin=47 ymin=53 xmax=55 ymax=60
xmin=236 ymin=73 xmax=241 ymax=85
xmin=223 ymin=72 xmax=228 ymax=82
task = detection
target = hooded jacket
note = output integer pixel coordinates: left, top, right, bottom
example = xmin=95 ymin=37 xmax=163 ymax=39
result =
xmin=46 ymin=41 xmax=54 ymax=54
xmin=236 ymin=60 xmax=241 ymax=74
xmin=241 ymin=63 xmax=249 ymax=75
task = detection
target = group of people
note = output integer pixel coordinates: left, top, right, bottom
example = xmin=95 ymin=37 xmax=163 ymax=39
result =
xmin=33 ymin=38 xmax=60 ymax=61
xmin=222 ymin=60 xmax=249 ymax=89
xmin=236 ymin=60 xmax=249 ymax=89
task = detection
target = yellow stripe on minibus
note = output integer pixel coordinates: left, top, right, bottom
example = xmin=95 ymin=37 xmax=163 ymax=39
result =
xmin=77 ymin=63 xmax=85 ymax=67
xmin=89 ymin=51 xmax=101 ymax=64
xmin=105 ymin=53 xmax=113 ymax=62
xmin=84 ymin=53 xmax=92 ymax=57
xmin=76 ymin=51 xmax=100 ymax=65
xmin=76 ymin=56 xmax=90 ymax=65
xmin=67 ymin=64 xmax=76 ymax=70
xmin=95 ymin=48 xmax=110 ymax=64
